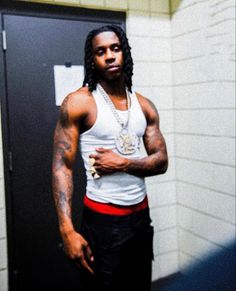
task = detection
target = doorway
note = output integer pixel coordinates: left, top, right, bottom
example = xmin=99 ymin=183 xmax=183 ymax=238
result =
xmin=0 ymin=3 xmax=125 ymax=290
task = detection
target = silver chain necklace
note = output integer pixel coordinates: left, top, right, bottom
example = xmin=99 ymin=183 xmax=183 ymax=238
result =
xmin=97 ymin=83 xmax=139 ymax=155
xmin=97 ymin=83 xmax=130 ymax=129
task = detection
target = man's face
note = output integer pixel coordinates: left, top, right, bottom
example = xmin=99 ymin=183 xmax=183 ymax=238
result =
xmin=92 ymin=31 xmax=124 ymax=81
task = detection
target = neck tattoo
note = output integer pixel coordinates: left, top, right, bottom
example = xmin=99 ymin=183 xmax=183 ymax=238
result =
xmin=97 ymin=83 xmax=139 ymax=155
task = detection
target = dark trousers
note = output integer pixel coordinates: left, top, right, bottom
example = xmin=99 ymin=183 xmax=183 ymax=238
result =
xmin=80 ymin=207 xmax=154 ymax=291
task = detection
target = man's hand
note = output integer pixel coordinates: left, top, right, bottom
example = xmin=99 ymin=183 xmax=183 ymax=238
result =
xmin=62 ymin=230 xmax=94 ymax=274
xmin=89 ymin=148 xmax=128 ymax=176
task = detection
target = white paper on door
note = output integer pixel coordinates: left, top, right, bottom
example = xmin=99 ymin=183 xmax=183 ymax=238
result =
xmin=54 ymin=65 xmax=84 ymax=106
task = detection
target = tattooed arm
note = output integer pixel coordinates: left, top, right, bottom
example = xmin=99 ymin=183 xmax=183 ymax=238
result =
xmin=52 ymin=91 xmax=94 ymax=274
xmin=90 ymin=95 xmax=168 ymax=177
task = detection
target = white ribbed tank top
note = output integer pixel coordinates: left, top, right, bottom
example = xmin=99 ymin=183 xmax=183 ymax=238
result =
xmin=79 ymin=86 xmax=147 ymax=206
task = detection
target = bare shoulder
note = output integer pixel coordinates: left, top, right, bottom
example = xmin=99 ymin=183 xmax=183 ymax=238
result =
xmin=62 ymin=86 xmax=93 ymax=110
xmin=135 ymin=91 xmax=159 ymax=121
xmin=60 ymin=86 xmax=94 ymax=119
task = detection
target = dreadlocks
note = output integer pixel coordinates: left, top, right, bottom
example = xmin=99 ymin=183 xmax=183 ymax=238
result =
xmin=83 ymin=25 xmax=133 ymax=92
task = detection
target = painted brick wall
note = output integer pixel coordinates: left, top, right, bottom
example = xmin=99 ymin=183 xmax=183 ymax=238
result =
xmin=171 ymin=0 xmax=236 ymax=271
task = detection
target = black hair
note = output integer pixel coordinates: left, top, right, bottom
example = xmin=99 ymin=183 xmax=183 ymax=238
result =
xmin=83 ymin=25 xmax=133 ymax=92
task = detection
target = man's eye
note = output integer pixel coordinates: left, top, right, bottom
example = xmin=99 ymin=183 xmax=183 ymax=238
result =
xmin=97 ymin=50 xmax=104 ymax=56
xmin=113 ymin=46 xmax=121 ymax=52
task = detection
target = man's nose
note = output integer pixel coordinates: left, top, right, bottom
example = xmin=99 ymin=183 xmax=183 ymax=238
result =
xmin=105 ymin=49 xmax=115 ymax=62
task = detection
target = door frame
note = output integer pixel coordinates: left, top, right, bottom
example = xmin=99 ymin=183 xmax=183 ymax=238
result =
xmin=0 ymin=2 xmax=125 ymax=290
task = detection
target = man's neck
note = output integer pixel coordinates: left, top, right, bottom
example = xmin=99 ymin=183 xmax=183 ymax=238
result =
xmin=98 ymin=78 xmax=126 ymax=97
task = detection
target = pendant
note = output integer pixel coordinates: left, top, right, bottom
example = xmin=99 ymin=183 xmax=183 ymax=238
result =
xmin=115 ymin=128 xmax=139 ymax=155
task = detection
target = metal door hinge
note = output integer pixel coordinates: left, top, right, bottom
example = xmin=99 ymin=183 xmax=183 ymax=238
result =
xmin=2 ymin=30 xmax=7 ymax=51
xmin=9 ymin=151 xmax=13 ymax=172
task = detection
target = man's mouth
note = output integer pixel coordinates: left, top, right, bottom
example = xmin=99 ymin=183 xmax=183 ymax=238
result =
xmin=106 ymin=65 xmax=120 ymax=72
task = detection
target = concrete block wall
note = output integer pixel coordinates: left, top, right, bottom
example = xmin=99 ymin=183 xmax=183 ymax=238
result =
xmin=0 ymin=0 xmax=178 ymax=288
xmin=126 ymin=3 xmax=178 ymax=281
xmin=171 ymin=0 xmax=236 ymax=271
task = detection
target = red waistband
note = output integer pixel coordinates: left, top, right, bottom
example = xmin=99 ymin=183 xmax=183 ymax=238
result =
xmin=83 ymin=195 xmax=148 ymax=216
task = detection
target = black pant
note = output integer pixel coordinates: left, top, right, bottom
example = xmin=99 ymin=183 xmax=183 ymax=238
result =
xmin=80 ymin=207 xmax=154 ymax=291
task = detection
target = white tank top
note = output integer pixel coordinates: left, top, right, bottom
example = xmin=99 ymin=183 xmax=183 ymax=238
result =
xmin=79 ymin=87 xmax=147 ymax=206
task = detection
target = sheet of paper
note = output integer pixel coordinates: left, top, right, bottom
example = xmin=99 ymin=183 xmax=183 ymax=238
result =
xmin=54 ymin=65 xmax=84 ymax=106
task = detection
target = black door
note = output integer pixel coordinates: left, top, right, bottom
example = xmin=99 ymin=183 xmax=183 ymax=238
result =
xmin=1 ymin=8 xmax=125 ymax=291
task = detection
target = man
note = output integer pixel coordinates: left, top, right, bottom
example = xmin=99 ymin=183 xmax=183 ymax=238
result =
xmin=52 ymin=25 xmax=168 ymax=291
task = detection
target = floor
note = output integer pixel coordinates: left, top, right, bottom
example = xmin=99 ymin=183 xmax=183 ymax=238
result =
xmin=151 ymin=273 xmax=183 ymax=291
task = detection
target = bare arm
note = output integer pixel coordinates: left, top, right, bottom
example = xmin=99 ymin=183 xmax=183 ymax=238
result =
xmin=52 ymin=93 xmax=94 ymax=273
xmin=90 ymin=97 xmax=168 ymax=177
xmin=52 ymin=96 xmax=78 ymax=234
xmin=123 ymin=99 xmax=168 ymax=177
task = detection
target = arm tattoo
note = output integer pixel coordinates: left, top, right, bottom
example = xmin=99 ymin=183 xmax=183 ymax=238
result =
xmin=60 ymin=97 xmax=71 ymax=129
xmin=52 ymin=134 xmax=74 ymax=222
xmin=53 ymin=171 xmax=73 ymax=221
xmin=55 ymin=191 xmax=72 ymax=219
xmin=53 ymin=139 xmax=72 ymax=170
xmin=60 ymin=110 xmax=70 ymax=129
xmin=52 ymin=99 xmax=76 ymax=224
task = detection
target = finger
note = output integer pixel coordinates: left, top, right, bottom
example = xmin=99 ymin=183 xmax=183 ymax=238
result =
xmin=95 ymin=147 xmax=109 ymax=153
xmin=94 ymin=164 xmax=102 ymax=170
xmin=81 ymin=258 xmax=94 ymax=274
xmin=85 ymin=244 xmax=94 ymax=262
xmin=89 ymin=154 xmax=98 ymax=159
